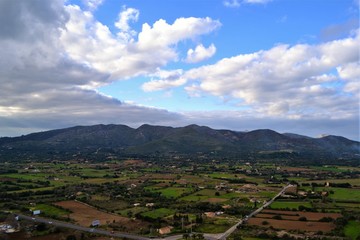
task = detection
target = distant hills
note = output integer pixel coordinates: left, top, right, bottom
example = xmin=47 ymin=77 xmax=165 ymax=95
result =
xmin=0 ymin=124 xmax=359 ymax=162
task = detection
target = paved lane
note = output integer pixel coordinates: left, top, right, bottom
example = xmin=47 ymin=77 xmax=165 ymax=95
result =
xmin=17 ymin=214 xmax=150 ymax=240
xmin=217 ymin=184 xmax=292 ymax=240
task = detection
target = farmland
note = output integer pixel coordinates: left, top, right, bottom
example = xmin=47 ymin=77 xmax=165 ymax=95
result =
xmin=0 ymin=157 xmax=359 ymax=240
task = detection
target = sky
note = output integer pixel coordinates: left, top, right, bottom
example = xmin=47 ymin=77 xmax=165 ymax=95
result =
xmin=0 ymin=0 xmax=359 ymax=140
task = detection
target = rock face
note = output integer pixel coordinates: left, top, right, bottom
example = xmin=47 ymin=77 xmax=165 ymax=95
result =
xmin=0 ymin=124 xmax=359 ymax=161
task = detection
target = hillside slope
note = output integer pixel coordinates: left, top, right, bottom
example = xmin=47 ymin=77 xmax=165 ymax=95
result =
xmin=0 ymin=124 xmax=359 ymax=161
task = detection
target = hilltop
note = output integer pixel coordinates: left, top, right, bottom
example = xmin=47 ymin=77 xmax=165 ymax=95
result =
xmin=0 ymin=124 xmax=359 ymax=162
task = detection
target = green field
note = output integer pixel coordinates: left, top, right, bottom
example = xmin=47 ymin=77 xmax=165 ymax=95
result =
xmin=310 ymin=166 xmax=349 ymax=173
xmin=141 ymin=208 xmax=175 ymax=219
xmin=118 ymin=207 xmax=148 ymax=217
xmin=218 ymin=192 xmax=243 ymax=199
xmin=155 ymin=187 xmax=193 ymax=198
xmin=30 ymin=204 xmax=70 ymax=217
xmin=194 ymin=223 xmax=230 ymax=233
xmin=344 ymin=221 xmax=360 ymax=240
xmin=270 ymin=201 xmax=312 ymax=210
xmin=209 ymin=173 xmax=237 ymax=179
xmin=327 ymin=188 xmax=360 ymax=201
xmin=194 ymin=218 xmax=234 ymax=234
xmin=179 ymin=188 xmax=223 ymax=201
xmin=180 ymin=195 xmax=209 ymax=202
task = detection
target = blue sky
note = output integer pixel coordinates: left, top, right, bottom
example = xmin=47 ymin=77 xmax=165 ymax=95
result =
xmin=94 ymin=0 xmax=358 ymax=111
xmin=0 ymin=0 xmax=359 ymax=140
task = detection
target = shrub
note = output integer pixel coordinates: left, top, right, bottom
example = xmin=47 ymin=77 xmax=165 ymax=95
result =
xmin=272 ymin=215 xmax=282 ymax=220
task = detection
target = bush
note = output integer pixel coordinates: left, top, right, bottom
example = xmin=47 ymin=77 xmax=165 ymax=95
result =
xmin=319 ymin=217 xmax=333 ymax=222
xmin=299 ymin=216 xmax=307 ymax=221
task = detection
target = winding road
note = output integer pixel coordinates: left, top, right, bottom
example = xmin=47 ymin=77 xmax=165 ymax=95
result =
xmin=16 ymin=184 xmax=292 ymax=240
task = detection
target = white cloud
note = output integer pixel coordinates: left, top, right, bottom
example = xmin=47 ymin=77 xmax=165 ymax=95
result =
xmin=82 ymin=0 xmax=104 ymax=11
xmin=0 ymin=0 xmax=358 ymax=141
xmin=0 ymin=0 xmax=187 ymax=136
xmin=153 ymin=32 xmax=360 ymax=120
xmin=142 ymin=69 xmax=186 ymax=92
xmin=337 ymin=62 xmax=360 ymax=97
xmin=185 ymin=44 xmax=216 ymax=63
xmin=224 ymin=0 xmax=240 ymax=8
xmin=115 ymin=6 xmax=139 ymax=42
xmin=61 ymin=7 xmax=221 ymax=80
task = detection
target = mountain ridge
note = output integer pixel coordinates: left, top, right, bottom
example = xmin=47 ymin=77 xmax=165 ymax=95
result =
xmin=0 ymin=124 xmax=359 ymax=161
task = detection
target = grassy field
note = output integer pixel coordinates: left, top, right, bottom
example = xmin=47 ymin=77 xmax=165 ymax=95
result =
xmin=180 ymin=195 xmax=209 ymax=202
xmin=118 ymin=207 xmax=148 ymax=217
xmin=194 ymin=223 xmax=230 ymax=233
xmin=208 ymin=173 xmax=237 ymax=179
xmin=218 ymin=192 xmax=243 ymax=199
xmin=155 ymin=187 xmax=194 ymax=198
xmin=270 ymin=201 xmax=312 ymax=210
xmin=344 ymin=221 xmax=360 ymax=240
xmin=310 ymin=166 xmax=349 ymax=173
xmin=327 ymin=188 xmax=360 ymax=201
xmin=30 ymin=203 xmax=70 ymax=217
xmin=141 ymin=208 xmax=175 ymax=219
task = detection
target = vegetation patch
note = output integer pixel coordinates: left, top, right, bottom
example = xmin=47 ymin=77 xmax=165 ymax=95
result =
xmin=327 ymin=187 xmax=360 ymax=201
xmin=270 ymin=201 xmax=312 ymax=210
xmin=30 ymin=203 xmax=70 ymax=217
xmin=155 ymin=187 xmax=193 ymax=198
xmin=141 ymin=208 xmax=175 ymax=219
xmin=194 ymin=223 xmax=230 ymax=233
xmin=344 ymin=221 xmax=360 ymax=240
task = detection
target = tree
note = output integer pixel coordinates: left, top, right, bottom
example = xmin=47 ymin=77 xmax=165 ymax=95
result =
xmin=66 ymin=235 xmax=77 ymax=240
xmin=195 ymin=214 xmax=203 ymax=223
xmin=183 ymin=233 xmax=190 ymax=240
xmin=127 ymin=210 xmax=133 ymax=218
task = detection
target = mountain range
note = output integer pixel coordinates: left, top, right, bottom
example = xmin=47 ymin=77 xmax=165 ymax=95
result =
xmin=0 ymin=124 xmax=359 ymax=162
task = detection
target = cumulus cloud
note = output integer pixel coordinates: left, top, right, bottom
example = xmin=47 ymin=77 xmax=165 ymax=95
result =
xmin=0 ymin=0 xmax=205 ymax=136
xmin=61 ymin=6 xmax=221 ymax=80
xmin=142 ymin=69 xmax=186 ymax=92
xmin=151 ymin=32 xmax=359 ymax=121
xmin=185 ymin=44 xmax=216 ymax=63
xmin=115 ymin=6 xmax=139 ymax=42
xmin=0 ymin=0 xmax=358 ymax=141
xmin=82 ymin=0 xmax=104 ymax=11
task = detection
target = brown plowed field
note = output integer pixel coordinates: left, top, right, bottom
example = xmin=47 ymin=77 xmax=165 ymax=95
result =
xmin=55 ymin=200 xmax=148 ymax=232
xmin=248 ymin=217 xmax=336 ymax=232
xmin=261 ymin=209 xmax=342 ymax=221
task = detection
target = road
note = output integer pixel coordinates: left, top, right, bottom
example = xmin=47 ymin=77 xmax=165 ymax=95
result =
xmin=16 ymin=184 xmax=292 ymax=240
xmin=17 ymin=214 xmax=149 ymax=240
xmin=216 ymin=184 xmax=293 ymax=240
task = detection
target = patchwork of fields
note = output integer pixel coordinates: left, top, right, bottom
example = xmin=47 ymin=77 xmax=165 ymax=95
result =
xmin=1 ymin=159 xmax=359 ymax=239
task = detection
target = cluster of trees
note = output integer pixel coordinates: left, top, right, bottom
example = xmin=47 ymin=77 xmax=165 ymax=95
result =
xmin=183 ymin=233 xmax=205 ymax=240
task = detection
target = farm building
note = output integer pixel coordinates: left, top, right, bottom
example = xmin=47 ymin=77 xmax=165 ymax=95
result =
xmin=158 ymin=226 xmax=173 ymax=235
